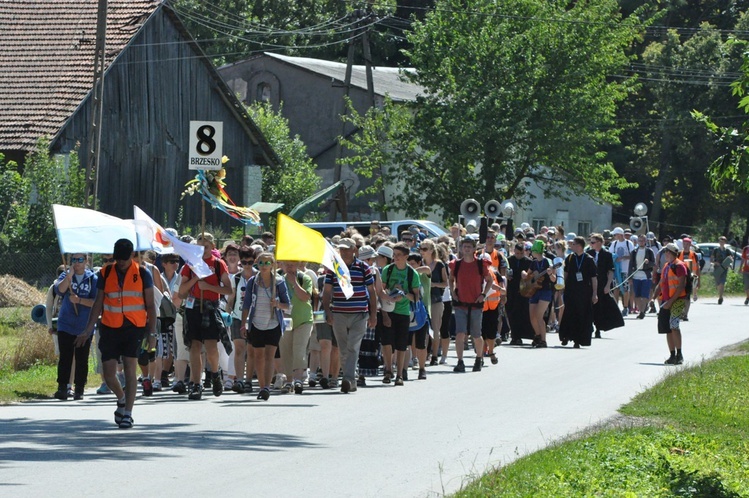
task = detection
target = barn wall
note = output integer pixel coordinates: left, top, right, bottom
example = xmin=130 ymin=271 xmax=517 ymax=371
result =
xmin=54 ymin=8 xmax=267 ymax=229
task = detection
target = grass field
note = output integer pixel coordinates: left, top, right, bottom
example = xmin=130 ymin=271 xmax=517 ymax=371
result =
xmin=455 ymin=341 xmax=749 ymax=497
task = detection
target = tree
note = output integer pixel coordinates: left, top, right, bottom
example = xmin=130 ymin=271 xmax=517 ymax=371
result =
xmin=0 ymin=138 xmax=87 ymax=252
xmin=246 ymin=102 xmax=321 ymax=217
xmin=386 ymin=0 xmax=646 ymax=220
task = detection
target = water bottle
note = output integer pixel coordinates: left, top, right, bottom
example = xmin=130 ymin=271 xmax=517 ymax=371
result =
xmin=553 ymin=257 xmax=565 ymax=290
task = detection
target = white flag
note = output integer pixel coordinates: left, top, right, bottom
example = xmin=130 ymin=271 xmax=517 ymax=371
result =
xmin=133 ymin=206 xmax=212 ymax=279
xmin=53 ymin=204 xmax=137 ymax=254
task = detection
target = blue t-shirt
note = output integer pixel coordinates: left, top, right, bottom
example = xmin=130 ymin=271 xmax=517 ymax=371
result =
xmin=54 ymin=269 xmax=98 ymax=335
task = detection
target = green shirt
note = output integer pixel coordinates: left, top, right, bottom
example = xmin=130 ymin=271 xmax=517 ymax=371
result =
xmin=289 ymin=271 xmax=314 ymax=326
xmin=382 ymin=264 xmax=422 ymax=316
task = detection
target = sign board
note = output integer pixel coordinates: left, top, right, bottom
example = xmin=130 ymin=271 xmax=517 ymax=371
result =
xmin=188 ymin=121 xmax=223 ymax=170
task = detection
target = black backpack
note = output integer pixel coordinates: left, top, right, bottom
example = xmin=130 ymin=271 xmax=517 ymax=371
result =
xmin=669 ymin=262 xmax=693 ymax=297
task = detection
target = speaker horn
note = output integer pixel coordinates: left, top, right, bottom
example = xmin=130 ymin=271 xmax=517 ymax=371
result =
xmin=484 ymin=200 xmax=501 ymax=218
xmin=630 ymin=216 xmax=644 ymax=232
xmin=460 ymin=198 xmax=481 ymax=234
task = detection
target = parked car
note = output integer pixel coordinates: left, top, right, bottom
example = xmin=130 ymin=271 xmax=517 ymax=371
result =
xmin=304 ymin=219 xmax=448 ymax=239
xmin=693 ymin=243 xmax=743 ymax=274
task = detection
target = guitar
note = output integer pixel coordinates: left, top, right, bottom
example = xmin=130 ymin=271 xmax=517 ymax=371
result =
xmin=519 ymin=261 xmax=563 ymax=298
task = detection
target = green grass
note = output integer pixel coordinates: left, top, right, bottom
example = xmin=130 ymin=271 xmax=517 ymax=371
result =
xmin=0 ymin=363 xmax=59 ymax=402
xmin=456 ymin=342 xmax=749 ymax=497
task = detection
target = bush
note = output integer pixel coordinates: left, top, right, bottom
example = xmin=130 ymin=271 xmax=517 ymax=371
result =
xmin=7 ymin=323 xmax=56 ymax=371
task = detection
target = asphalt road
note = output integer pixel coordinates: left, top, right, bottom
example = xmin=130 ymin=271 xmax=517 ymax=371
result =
xmin=1 ymin=297 xmax=747 ymax=497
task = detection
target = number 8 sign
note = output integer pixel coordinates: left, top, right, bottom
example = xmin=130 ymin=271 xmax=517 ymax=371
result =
xmin=188 ymin=121 xmax=223 ymax=170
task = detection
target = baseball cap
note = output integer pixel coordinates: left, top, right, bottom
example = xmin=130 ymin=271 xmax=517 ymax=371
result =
xmin=612 ymin=227 xmax=624 ymax=235
xmin=646 ymin=231 xmax=655 ymax=240
xmin=337 ymin=238 xmax=357 ymax=250
xmin=531 ymin=240 xmax=545 ymax=254
xmin=682 ymin=237 xmax=692 ymax=244
xmin=197 ymin=232 xmax=214 ymax=243
xmin=665 ymin=243 xmax=679 ymax=255
xmin=113 ymin=238 xmax=134 ymax=261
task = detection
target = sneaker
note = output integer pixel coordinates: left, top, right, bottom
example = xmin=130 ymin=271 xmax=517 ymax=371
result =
xmin=66 ymin=386 xmax=75 ymax=399
xmin=394 ymin=376 xmax=404 ymax=386
xmin=745 ymin=298 xmax=749 ymax=305
xmin=160 ymin=372 xmax=171 ymax=388
xmin=535 ymin=341 xmax=548 ymax=348
xmin=243 ymin=380 xmax=253 ymax=394
xmin=509 ymin=338 xmax=523 ymax=346
xmin=319 ymin=376 xmax=330 ymax=389
xmin=401 ymin=369 xmax=408 ymax=382
xmin=472 ymin=359 xmax=482 ymax=372
xmin=114 ymin=400 xmax=126 ymax=425
xmin=357 ymin=375 xmax=366 ymax=387
xmin=308 ymin=377 xmax=317 ymax=388
xmin=329 ymin=377 xmax=339 ymax=389
xmin=637 ymin=311 xmax=646 ymax=319
xmin=675 ymin=354 xmax=684 ymax=365
xmin=73 ymin=390 xmax=84 ymax=401
xmin=142 ymin=378 xmax=153 ymax=397
xmin=281 ymin=382 xmax=293 ymax=394
xmin=223 ymin=379 xmax=234 ymax=391
xmin=257 ymin=387 xmax=270 ymax=401
xmin=341 ymin=379 xmax=351 ymax=394
xmin=118 ymin=414 xmax=134 ymax=429
xmin=188 ymin=383 xmax=203 ymax=400
xmin=489 ymin=353 xmax=498 ymax=365
xmin=232 ymin=380 xmax=245 ymax=394
xmin=293 ymin=380 xmax=303 ymax=395
xmin=172 ymin=380 xmax=187 ymax=394
xmin=621 ymin=308 xmax=629 ymax=317
xmin=152 ymin=380 xmax=162 ymax=392
xmin=203 ymin=375 xmax=212 ymax=389
xmin=453 ymin=360 xmax=466 ymax=373
xmin=212 ymin=375 xmax=223 ymax=397
xmin=718 ymin=297 xmax=723 ymax=305
xmin=273 ymin=373 xmax=287 ymax=390
xmin=418 ymin=368 xmax=426 ymax=380
xmin=439 ymin=356 xmax=447 ymax=365
xmin=429 ymin=356 xmax=439 ymax=366
xmin=664 ymin=355 xmax=677 ymax=365
xmin=96 ymin=383 xmax=112 ymax=395
xmin=382 ymin=371 xmax=392 ymax=384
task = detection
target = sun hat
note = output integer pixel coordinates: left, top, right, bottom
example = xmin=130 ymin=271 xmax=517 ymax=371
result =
xmin=358 ymin=245 xmax=376 ymax=260
xmin=376 ymin=245 xmax=394 ymax=259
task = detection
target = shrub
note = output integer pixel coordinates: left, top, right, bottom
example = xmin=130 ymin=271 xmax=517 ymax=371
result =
xmin=10 ymin=323 xmax=56 ymax=371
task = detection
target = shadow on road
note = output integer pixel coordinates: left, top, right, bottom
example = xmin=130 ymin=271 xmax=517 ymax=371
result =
xmin=0 ymin=417 xmax=320 ymax=464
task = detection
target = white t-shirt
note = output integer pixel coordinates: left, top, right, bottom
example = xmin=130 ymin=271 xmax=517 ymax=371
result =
xmin=633 ymin=248 xmax=647 ymax=280
xmin=609 ymin=239 xmax=635 ymax=273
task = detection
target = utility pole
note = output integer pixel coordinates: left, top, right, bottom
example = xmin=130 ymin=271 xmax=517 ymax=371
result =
xmin=84 ymin=0 xmax=108 ymax=209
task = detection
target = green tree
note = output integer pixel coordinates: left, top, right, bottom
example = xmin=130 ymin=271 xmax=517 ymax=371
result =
xmin=392 ymin=0 xmax=645 ymax=220
xmin=247 ymin=102 xmax=321 ymax=217
xmin=0 ymin=138 xmax=87 ymax=252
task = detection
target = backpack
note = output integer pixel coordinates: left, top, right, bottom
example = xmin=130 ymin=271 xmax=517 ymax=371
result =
xmin=383 ymin=265 xmax=428 ymax=330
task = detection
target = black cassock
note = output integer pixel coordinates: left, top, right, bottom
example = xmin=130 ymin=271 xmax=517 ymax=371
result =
xmin=506 ymin=255 xmax=535 ymax=340
xmin=559 ymin=252 xmax=597 ymax=346
xmin=586 ymin=248 xmax=625 ymax=331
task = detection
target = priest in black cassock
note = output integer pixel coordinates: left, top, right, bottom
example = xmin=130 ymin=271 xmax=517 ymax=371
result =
xmin=559 ymin=236 xmax=598 ymax=347
xmin=506 ymin=242 xmax=534 ymax=344
xmin=586 ymin=232 xmax=625 ymax=337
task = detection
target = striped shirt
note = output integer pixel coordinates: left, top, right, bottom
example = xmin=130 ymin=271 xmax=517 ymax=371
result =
xmin=325 ymin=259 xmax=375 ymax=313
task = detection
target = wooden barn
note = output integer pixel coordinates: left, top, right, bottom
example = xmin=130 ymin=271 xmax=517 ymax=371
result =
xmin=0 ymin=0 xmax=277 ymax=228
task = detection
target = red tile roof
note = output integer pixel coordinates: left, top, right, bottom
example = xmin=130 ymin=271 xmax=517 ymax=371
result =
xmin=0 ymin=0 xmax=160 ymax=151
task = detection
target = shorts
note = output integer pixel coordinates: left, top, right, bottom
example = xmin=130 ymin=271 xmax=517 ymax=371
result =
xmin=248 ymin=325 xmax=281 ymax=349
xmin=454 ymin=307 xmax=482 ymax=338
xmin=158 ymin=320 xmax=174 ymax=360
xmin=714 ymin=270 xmax=728 ymax=286
xmin=316 ymin=322 xmax=338 ymax=347
xmin=98 ymin=322 xmax=145 ymax=362
xmin=410 ymin=321 xmax=429 ymax=350
xmin=308 ymin=329 xmax=321 ymax=352
xmin=184 ymin=304 xmax=221 ymax=343
xmin=481 ymin=307 xmax=499 ymax=340
xmin=658 ymin=299 xmax=685 ymax=333
xmin=529 ymin=289 xmax=553 ymax=304
xmin=230 ymin=319 xmax=245 ymax=341
xmin=385 ymin=312 xmax=410 ymax=351
xmin=440 ymin=301 xmax=453 ymax=340
xmin=618 ymin=272 xmax=630 ymax=292
xmin=633 ymin=279 xmax=652 ymax=299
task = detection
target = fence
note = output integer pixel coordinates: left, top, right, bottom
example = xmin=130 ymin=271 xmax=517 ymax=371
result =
xmin=0 ymin=251 xmax=66 ymax=325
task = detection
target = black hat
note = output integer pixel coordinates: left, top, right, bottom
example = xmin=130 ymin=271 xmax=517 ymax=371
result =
xmin=113 ymin=238 xmax=134 ymax=261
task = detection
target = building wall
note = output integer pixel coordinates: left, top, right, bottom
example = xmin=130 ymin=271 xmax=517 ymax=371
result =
xmin=53 ymin=9 xmax=269 ymax=228
xmin=221 ymin=58 xmax=382 ymax=221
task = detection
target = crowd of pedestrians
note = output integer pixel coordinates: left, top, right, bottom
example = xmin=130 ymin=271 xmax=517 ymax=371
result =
xmin=45 ymin=221 xmax=749 ymax=429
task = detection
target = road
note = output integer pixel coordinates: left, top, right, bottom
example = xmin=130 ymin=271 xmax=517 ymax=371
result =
xmin=1 ymin=297 xmax=747 ymax=497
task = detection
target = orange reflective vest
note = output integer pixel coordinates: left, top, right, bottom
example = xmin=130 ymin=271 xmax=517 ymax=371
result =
xmin=483 ymin=270 xmax=502 ymax=311
xmin=662 ymin=261 xmax=687 ymax=300
xmin=101 ymin=262 xmax=147 ymax=328
xmin=678 ymin=250 xmax=699 ymax=275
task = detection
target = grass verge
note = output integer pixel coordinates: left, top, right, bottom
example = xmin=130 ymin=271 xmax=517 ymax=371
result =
xmin=455 ymin=342 xmax=749 ymax=497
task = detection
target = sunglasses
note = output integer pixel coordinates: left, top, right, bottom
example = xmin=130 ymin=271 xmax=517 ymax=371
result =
xmin=102 ymin=257 xmax=115 ymax=263
xmin=70 ymin=257 xmax=86 ymax=263
xmin=241 ymin=259 xmax=254 ymax=265
xmin=257 ymin=261 xmax=273 ymax=266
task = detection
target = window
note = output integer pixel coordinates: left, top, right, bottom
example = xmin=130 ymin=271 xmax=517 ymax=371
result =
xmin=256 ymin=82 xmax=271 ymax=102
xmin=577 ymin=221 xmax=592 ymax=237
xmin=532 ymin=219 xmax=545 ymax=234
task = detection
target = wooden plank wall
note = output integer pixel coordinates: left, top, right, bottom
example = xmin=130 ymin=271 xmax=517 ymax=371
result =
xmin=53 ymin=9 xmax=268 ymax=231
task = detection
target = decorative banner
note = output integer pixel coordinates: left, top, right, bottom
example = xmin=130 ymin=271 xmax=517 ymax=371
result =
xmin=182 ymin=157 xmax=262 ymax=226
xmin=133 ymin=206 xmax=212 ymax=279
xmin=275 ymin=213 xmax=353 ymax=299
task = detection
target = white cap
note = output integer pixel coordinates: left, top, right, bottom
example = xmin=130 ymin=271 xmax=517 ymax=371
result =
xmin=612 ymin=227 xmax=624 ymax=235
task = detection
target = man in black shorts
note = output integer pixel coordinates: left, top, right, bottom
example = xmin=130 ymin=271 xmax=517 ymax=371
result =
xmin=77 ymin=239 xmax=158 ymax=429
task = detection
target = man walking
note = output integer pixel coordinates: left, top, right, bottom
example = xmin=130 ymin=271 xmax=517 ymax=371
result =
xmin=609 ymin=227 xmax=634 ymax=316
xmin=656 ymin=243 xmax=688 ymax=365
xmin=449 ymin=238 xmax=493 ymax=372
xmin=77 ymin=239 xmax=158 ymax=429
xmin=630 ymin=234 xmax=655 ymax=320
xmin=322 ymin=238 xmax=377 ymax=393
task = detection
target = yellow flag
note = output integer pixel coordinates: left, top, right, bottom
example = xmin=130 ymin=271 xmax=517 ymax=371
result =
xmin=275 ymin=214 xmax=353 ymax=298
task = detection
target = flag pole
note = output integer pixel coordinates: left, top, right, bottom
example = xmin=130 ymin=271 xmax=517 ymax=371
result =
xmin=200 ymin=196 xmax=205 ymax=313
xmin=61 ymin=253 xmax=79 ymax=316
